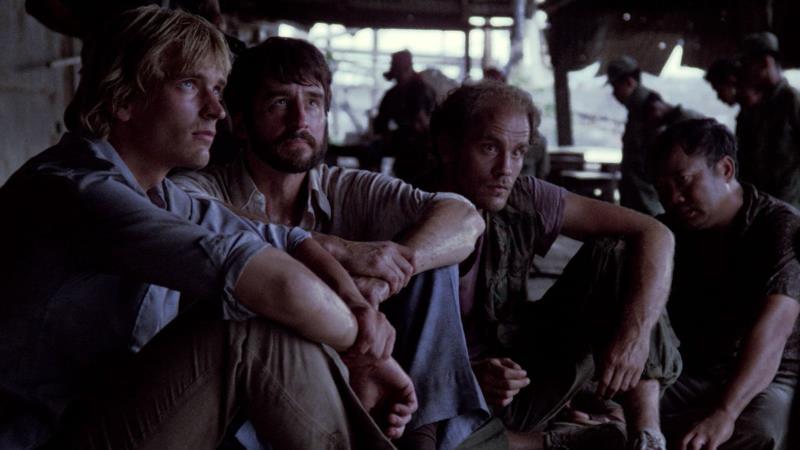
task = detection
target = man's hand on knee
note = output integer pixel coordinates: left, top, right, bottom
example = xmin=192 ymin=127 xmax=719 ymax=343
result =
xmin=680 ymin=409 xmax=736 ymax=450
xmin=596 ymin=331 xmax=650 ymax=399
xmin=353 ymin=276 xmax=392 ymax=306
xmin=472 ymin=358 xmax=530 ymax=409
xmin=338 ymin=240 xmax=416 ymax=294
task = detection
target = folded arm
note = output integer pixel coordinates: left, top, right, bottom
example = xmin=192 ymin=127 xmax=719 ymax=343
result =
xmin=397 ymin=196 xmax=485 ymax=273
xmin=561 ymin=192 xmax=675 ymax=397
xmin=314 ymin=196 xmax=484 ymax=302
xmin=290 ymin=238 xmax=396 ymax=361
xmin=233 ymin=245 xmax=357 ymax=351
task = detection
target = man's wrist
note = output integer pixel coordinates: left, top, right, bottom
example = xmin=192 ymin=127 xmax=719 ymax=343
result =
xmin=614 ymin=322 xmax=647 ymax=344
xmin=710 ymin=406 xmax=738 ymax=424
xmin=312 ymin=232 xmax=347 ymax=261
xmin=347 ymin=296 xmax=373 ymax=310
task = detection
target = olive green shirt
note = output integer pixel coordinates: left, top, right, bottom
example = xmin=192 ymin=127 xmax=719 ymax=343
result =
xmin=620 ymin=84 xmax=664 ymax=216
xmin=737 ymin=78 xmax=800 ymax=209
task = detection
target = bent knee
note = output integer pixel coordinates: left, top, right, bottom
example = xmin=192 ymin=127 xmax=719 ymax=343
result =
xmin=724 ymin=417 xmax=784 ymax=450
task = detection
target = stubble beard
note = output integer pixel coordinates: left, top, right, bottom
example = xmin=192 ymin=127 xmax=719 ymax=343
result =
xmin=251 ymin=129 xmax=327 ymax=174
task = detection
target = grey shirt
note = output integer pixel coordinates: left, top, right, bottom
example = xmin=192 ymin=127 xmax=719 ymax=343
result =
xmin=0 ymin=133 xmax=309 ymax=449
xmin=172 ymin=155 xmax=471 ymax=240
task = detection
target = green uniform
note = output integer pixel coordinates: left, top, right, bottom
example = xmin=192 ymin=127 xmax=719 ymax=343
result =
xmin=620 ymin=85 xmax=664 ymax=215
xmin=736 ymin=78 xmax=800 ymax=209
xmin=473 ymin=176 xmax=681 ymax=431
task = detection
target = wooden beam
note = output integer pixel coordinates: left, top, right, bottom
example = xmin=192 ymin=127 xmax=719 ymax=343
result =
xmin=554 ymin=63 xmax=574 ymax=146
xmin=464 ymin=27 xmax=471 ymax=80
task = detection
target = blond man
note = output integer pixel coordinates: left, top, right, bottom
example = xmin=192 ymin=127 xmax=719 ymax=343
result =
xmin=0 ymin=6 xmax=406 ymax=449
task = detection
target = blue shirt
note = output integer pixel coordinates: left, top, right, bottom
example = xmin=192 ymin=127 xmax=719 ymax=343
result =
xmin=0 ymin=132 xmax=309 ymax=449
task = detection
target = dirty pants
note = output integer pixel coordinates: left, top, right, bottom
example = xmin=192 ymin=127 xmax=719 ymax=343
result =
xmin=49 ymin=317 xmax=393 ymax=450
xmin=458 ymin=238 xmax=682 ymax=449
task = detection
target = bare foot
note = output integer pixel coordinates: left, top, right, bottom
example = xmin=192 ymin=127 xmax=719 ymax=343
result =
xmin=563 ymin=402 xmax=625 ymax=426
xmin=348 ymin=357 xmax=418 ymax=439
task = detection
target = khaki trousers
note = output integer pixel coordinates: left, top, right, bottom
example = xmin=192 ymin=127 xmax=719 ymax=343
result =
xmin=54 ymin=317 xmax=393 ymax=450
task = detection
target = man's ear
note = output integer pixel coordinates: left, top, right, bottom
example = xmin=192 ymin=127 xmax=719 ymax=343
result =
xmin=114 ymin=103 xmax=132 ymax=122
xmin=718 ymin=155 xmax=736 ymax=181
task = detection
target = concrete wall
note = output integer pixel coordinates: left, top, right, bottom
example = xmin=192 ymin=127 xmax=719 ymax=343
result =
xmin=0 ymin=0 xmax=77 ymax=184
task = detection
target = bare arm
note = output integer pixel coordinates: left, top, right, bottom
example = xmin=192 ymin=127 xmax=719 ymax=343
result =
xmin=312 ymin=232 xmax=416 ymax=296
xmin=291 ymin=238 xmax=396 ymax=361
xmin=717 ymin=294 xmax=799 ymax=416
xmin=397 ymin=197 xmax=486 ymax=274
xmin=680 ymin=294 xmax=800 ymax=450
xmin=291 ymin=237 xmax=373 ymax=309
xmin=561 ymin=192 xmax=675 ymax=397
xmin=233 ymin=245 xmax=357 ymax=351
xmin=313 ymin=196 xmax=484 ymax=302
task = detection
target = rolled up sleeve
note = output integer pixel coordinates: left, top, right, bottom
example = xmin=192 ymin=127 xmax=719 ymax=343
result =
xmin=68 ymin=173 xmax=310 ymax=317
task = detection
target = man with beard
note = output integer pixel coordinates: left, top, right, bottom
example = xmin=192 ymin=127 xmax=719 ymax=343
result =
xmin=173 ymin=37 xmax=488 ymax=450
xmin=420 ymin=81 xmax=680 ymax=450
xmin=651 ymin=118 xmax=800 ymax=450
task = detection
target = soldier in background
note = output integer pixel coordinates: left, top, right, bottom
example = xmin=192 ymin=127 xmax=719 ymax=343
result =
xmin=704 ymin=58 xmax=741 ymax=107
xmin=607 ymin=56 xmax=664 ymax=216
xmin=736 ymin=31 xmax=800 ymax=209
xmin=373 ymin=50 xmax=438 ymax=184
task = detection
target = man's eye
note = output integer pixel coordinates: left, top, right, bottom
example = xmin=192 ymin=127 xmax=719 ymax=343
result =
xmin=179 ymin=80 xmax=196 ymax=90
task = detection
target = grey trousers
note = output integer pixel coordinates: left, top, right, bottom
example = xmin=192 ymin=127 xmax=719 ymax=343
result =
xmin=54 ymin=317 xmax=392 ymax=450
xmin=661 ymin=372 xmax=797 ymax=450
xmin=382 ymin=265 xmax=490 ymax=449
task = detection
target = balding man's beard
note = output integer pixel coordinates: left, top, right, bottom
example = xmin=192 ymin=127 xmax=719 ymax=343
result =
xmin=251 ymin=130 xmax=327 ymax=174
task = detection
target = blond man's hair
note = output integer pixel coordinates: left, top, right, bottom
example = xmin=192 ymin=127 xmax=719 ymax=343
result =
xmin=66 ymin=5 xmax=231 ymax=138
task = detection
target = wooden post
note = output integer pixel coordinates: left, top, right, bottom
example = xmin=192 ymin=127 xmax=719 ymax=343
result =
xmin=507 ymin=0 xmax=526 ymax=71
xmin=554 ymin=63 xmax=574 ymax=146
xmin=464 ymin=27 xmax=471 ymax=80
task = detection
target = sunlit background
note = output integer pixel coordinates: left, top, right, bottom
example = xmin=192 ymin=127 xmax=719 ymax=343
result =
xmin=260 ymin=8 xmax=800 ymax=155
